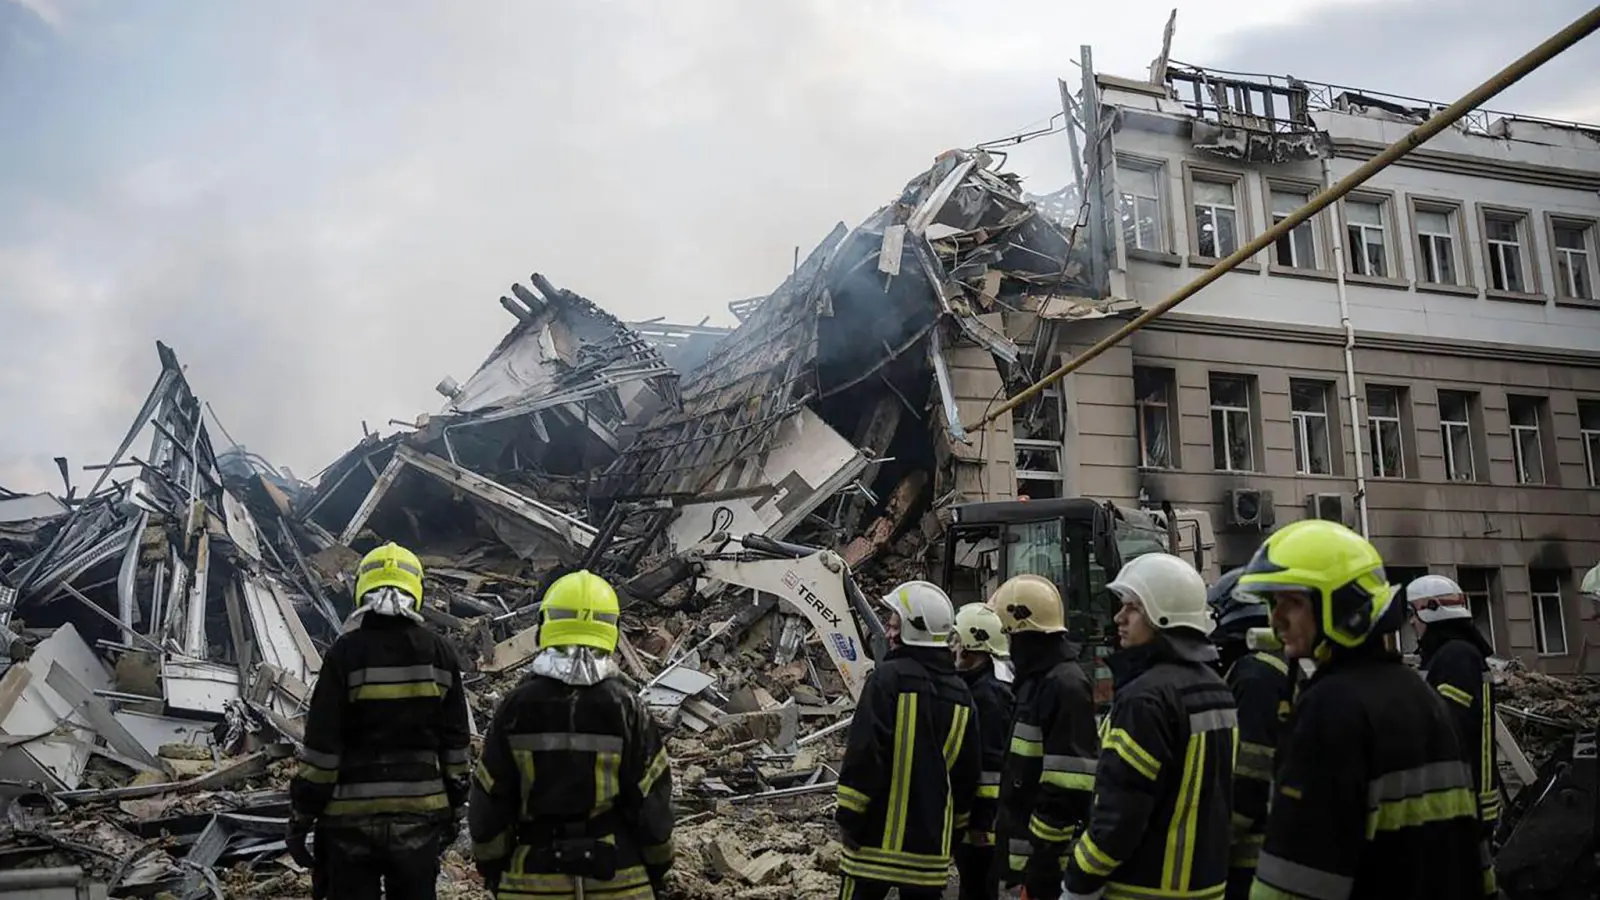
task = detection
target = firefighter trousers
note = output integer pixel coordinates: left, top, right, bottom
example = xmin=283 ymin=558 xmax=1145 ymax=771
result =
xmin=954 ymin=844 xmax=1000 ymax=900
xmin=838 ymin=873 xmax=944 ymax=900
xmin=317 ymin=817 xmax=446 ymax=900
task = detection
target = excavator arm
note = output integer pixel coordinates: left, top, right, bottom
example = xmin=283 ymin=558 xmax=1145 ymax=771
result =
xmin=622 ymin=533 xmax=887 ymax=701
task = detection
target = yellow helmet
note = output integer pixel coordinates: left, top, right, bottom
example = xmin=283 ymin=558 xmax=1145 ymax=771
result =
xmin=954 ymin=603 xmax=1009 ymax=657
xmin=539 ymin=570 xmax=620 ymax=653
xmin=991 ymin=574 xmax=1067 ymax=634
xmin=1235 ymin=519 xmax=1395 ymax=652
xmin=355 ymin=542 xmax=424 ymax=610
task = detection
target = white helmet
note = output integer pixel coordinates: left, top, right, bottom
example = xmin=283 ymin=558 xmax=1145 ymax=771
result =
xmin=953 ymin=603 xmax=1009 ymax=658
xmin=1407 ymin=574 xmax=1471 ymax=623
xmin=881 ymin=581 xmax=956 ymax=648
xmin=1107 ymin=553 xmax=1212 ymax=636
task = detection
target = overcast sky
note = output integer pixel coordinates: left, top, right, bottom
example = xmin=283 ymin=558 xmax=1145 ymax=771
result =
xmin=2 ymin=0 xmax=1596 ymax=494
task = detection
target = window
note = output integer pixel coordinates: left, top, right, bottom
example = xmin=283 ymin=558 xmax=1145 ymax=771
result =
xmin=1456 ymin=567 xmax=1498 ymax=651
xmin=1271 ymin=186 xmax=1318 ymax=269
xmin=1193 ymin=179 xmax=1241 ymax=258
xmin=1438 ymin=390 xmax=1477 ymax=482
xmin=1209 ymin=373 xmax=1256 ymax=472
xmin=1119 ymin=162 xmax=1166 ymax=253
xmin=1291 ymin=380 xmax=1334 ymax=475
xmin=1345 ymin=197 xmax=1391 ymax=277
xmin=1530 ymin=570 xmax=1568 ymax=657
xmin=1581 ymin=400 xmax=1600 ymax=487
xmin=1551 ymin=218 xmax=1596 ymax=301
xmin=1135 ymin=367 xmax=1177 ymax=468
xmin=1366 ymin=385 xmax=1406 ymax=479
xmin=1507 ymin=395 xmax=1546 ymax=485
xmin=1413 ymin=203 xmax=1463 ymax=286
xmin=1482 ymin=209 xmax=1533 ymax=294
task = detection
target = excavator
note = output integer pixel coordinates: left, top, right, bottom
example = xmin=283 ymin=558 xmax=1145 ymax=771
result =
xmin=622 ymin=496 xmax=1215 ymax=703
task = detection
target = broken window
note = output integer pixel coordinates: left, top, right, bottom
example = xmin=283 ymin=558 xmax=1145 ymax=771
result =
xmin=1271 ymin=187 xmax=1317 ymax=269
xmin=1485 ymin=213 xmax=1529 ymax=293
xmin=1135 ymin=367 xmax=1176 ymax=469
xmin=1006 ymin=519 xmax=1066 ymax=588
xmin=1457 ymin=567 xmax=1499 ymax=651
xmin=1365 ymin=385 xmax=1406 ymax=479
xmin=1553 ymin=220 xmax=1596 ymax=300
xmin=1438 ymin=390 xmax=1477 ymax=482
xmin=1193 ymin=179 xmax=1240 ymax=258
xmin=1015 ymin=439 xmax=1063 ymax=499
xmin=1345 ymin=198 xmax=1389 ymax=277
xmin=1208 ymin=373 xmax=1256 ymax=472
xmin=1581 ymin=399 xmax=1600 ymax=487
xmin=1508 ymin=395 xmax=1546 ymax=485
xmin=1414 ymin=206 xmax=1460 ymax=285
xmin=1530 ymin=569 xmax=1568 ymax=657
xmin=1118 ymin=163 xmax=1165 ymax=253
xmin=1290 ymin=380 xmax=1334 ymax=475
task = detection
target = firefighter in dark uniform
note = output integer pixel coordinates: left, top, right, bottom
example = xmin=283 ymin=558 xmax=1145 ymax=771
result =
xmin=836 ymin=580 xmax=981 ymax=900
xmin=1405 ymin=574 xmax=1502 ymax=839
xmin=288 ymin=542 xmax=473 ymax=900
xmin=990 ymin=574 xmax=1100 ymax=900
xmin=1208 ymin=566 xmax=1293 ymax=900
xmin=951 ymin=602 xmax=1016 ymax=900
xmin=468 ymin=570 xmax=674 ymax=899
xmin=1062 ymin=553 xmax=1236 ymax=900
xmin=1236 ymin=519 xmax=1495 ymax=900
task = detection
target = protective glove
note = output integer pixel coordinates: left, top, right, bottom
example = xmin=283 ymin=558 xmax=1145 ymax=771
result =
xmin=437 ymin=808 xmax=465 ymax=857
xmin=286 ymin=816 xmax=316 ymax=869
xmin=1021 ymin=867 xmax=1064 ymax=900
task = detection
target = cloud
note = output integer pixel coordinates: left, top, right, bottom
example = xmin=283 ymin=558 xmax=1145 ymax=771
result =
xmin=1 ymin=0 xmax=1590 ymax=495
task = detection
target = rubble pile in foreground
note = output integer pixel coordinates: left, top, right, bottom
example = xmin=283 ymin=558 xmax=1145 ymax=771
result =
xmin=1496 ymin=660 xmax=1600 ymax=767
xmin=0 ymin=148 xmax=1096 ymax=897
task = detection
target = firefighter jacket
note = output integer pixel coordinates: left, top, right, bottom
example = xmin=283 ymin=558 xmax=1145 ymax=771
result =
xmin=290 ymin=615 xmax=472 ymax=825
xmin=1224 ymin=650 xmax=1291 ymax=886
xmin=958 ymin=657 xmax=1016 ymax=848
xmin=835 ymin=644 xmax=981 ymax=890
xmin=994 ymin=631 xmax=1099 ymax=886
xmin=1251 ymin=642 xmax=1495 ymax=900
xmin=1419 ymin=620 xmax=1500 ymax=833
xmin=1064 ymin=633 xmax=1235 ymax=900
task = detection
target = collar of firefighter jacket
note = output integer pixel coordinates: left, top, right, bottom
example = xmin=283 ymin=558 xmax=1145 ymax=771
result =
xmin=1308 ymin=637 xmax=1400 ymax=683
xmin=1417 ymin=618 xmax=1493 ymax=666
xmin=891 ymin=643 xmax=958 ymax=673
xmin=1008 ymin=630 xmax=1078 ymax=678
xmin=1107 ymin=630 xmax=1217 ymax=688
xmin=957 ymin=655 xmax=995 ymax=686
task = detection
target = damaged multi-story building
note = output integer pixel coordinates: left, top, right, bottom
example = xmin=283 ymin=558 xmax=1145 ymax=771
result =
xmin=1030 ymin=56 xmax=1600 ymax=674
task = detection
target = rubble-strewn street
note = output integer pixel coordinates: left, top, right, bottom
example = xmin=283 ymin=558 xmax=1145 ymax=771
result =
xmin=0 ymin=148 xmax=1110 ymax=898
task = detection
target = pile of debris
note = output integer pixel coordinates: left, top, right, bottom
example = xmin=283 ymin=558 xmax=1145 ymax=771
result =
xmin=0 ymin=148 xmax=1094 ymax=898
xmin=1496 ymin=659 xmax=1600 ymax=767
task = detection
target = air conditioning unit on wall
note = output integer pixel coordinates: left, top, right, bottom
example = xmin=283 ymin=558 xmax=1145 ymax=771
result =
xmin=1223 ymin=488 xmax=1275 ymax=529
xmin=1305 ymin=492 xmax=1354 ymax=528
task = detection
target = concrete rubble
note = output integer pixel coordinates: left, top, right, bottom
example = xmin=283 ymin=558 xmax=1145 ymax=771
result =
xmin=0 ymin=149 xmax=1095 ymax=899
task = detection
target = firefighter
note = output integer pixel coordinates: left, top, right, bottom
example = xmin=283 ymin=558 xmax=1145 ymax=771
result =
xmin=1405 ymin=574 xmax=1501 ymax=839
xmin=836 ymin=581 xmax=981 ymax=900
xmin=990 ymin=574 xmax=1099 ymax=900
xmin=1207 ymin=566 xmax=1292 ymax=900
xmin=1062 ymin=553 xmax=1235 ymax=900
xmin=951 ymin=602 xmax=1016 ymax=900
xmin=1236 ymin=519 xmax=1494 ymax=899
xmin=468 ymin=570 xmax=674 ymax=899
xmin=287 ymin=542 xmax=472 ymax=900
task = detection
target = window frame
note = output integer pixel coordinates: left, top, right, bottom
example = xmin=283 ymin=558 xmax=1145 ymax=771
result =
xmin=1339 ymin=190 xmax=1407 ymax=286
xmin=1208 ymin=372 xmax=1258 ymax=473
xmin=1506 ymin=394 xmax=1548 ymax=486
xmin=1115 ymin=154 xmax=1175 ymax=261
xmin=1476 ymin=203 xmax=1543 ymax=300
xmin=1405 ymin=194 xmax=1475 ymax=295
xmin=1365 ymin=384 xmax=1407 ymax=479
xmin=1455 ymin=566 xmax=1499 ymax=652
xmin=1437 ymin=389 xmax=1479 ymax=483
xmin=1578 ymin=398 xmax=1600 ymax=488
xmin=1530 ymin=569 xmax=1569 ymax=658
xmin=1544 ymin=212 xmax=1600 ymax=308
xmin=1134 ymin=366 xmax=1179 ymax=469
xmin=1290 ymin=378 xmax=1336 ymax=476
xmin=1181 ymin=163 xmax=1258 ymax=270
xmin=1265 ymin=176 xmax=1331 ymax=277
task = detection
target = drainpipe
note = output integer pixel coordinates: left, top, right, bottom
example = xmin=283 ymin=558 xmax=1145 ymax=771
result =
xmin=1322 ymin=156 xmax=1371 ymax=539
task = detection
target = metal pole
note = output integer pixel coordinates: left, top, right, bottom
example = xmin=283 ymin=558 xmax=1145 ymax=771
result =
xmin=975 ymin=5 xmax=1600 ymax=431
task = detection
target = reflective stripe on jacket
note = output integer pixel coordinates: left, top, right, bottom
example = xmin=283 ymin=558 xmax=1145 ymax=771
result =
xmin=290 ymin=616 xmax=472 ymax=823
xmin=994 ymin=632 xmax=1098 ymax=886
xmin=1225 ymin=651 xmax=1291 ymax=886
xmin=468 ymin=673 xmax=674 ymax=900
xmin=835 ymin=645 xmax=981 ymax=889
xmin=1065 ymin=634 xmax=1236 ymax=900
xmin=1419 ymin=625 xmax=1501 ymax=833
xmin=1250 ymin=644 xmax=1496 ymax=900
xmin=960 ymin=659 xmax=1016 ymax=848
